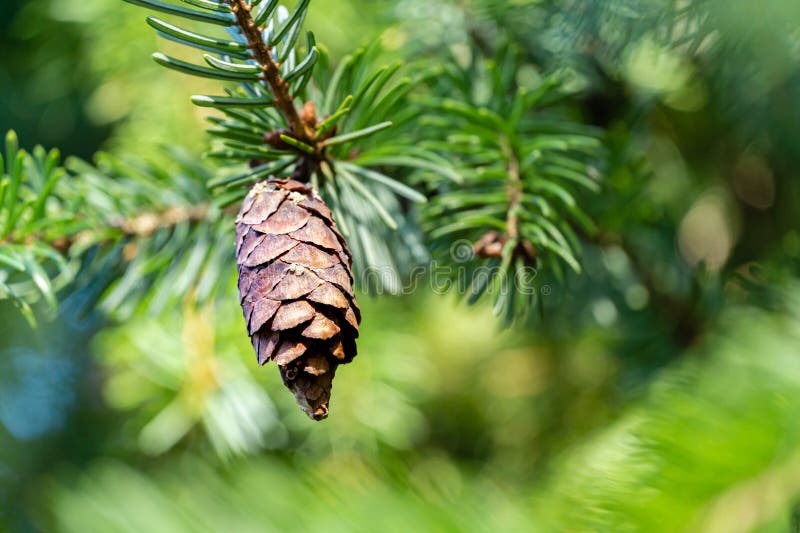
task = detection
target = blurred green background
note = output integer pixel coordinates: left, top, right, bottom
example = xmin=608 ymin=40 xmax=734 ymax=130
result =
xmin=3 ymin=0 xmax=800 ymax=531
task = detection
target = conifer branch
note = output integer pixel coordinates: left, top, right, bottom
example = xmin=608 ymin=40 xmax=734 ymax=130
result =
xmin=46 ymin=204 xmax=213 ymax=254
xmin=114 ymin=204 xmax=212 ymax=237
xmin=0 ymin=135 xmax=233 ymax=322
xmin=121 ymin=0 xmax=448 ymax=295
xmin=227 ymin=0 xmax=312 ymax=142
xmin=1 ymin=204 xmax=211 ymax=252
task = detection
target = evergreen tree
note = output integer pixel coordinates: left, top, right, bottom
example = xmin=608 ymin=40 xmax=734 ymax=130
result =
xmin=2 ymin=0 xmax=800 ymax=531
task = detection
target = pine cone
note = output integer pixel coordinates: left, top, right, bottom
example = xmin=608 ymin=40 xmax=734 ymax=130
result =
xmin=236 ymin=179 xmax=360 ymax=420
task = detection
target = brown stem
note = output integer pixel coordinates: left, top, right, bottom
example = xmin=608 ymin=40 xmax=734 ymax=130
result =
xmin=475 ymin=141 xmax=531 ymax=260
xmin=113 ymin=205 xmax=210 ymax=237
xmin=228 ymin=0 xmax=312 ymax=142
xmin=502 ymin=140 xmax=522 ymax=241
xmin=42 ymin=205 xmax=213 ymax=254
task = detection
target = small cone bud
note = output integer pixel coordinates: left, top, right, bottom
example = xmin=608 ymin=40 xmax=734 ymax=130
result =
xmin=236 ymin=179 xmax=360 ymax=420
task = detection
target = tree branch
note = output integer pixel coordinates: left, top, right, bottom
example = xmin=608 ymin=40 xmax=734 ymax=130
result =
xmin=46 ymin=204 xmax=214 ymax=254
xmin=228 ymin=0 xmax=313 ymax=142
xmin=112 ymin=205 xmax=211 ymax=237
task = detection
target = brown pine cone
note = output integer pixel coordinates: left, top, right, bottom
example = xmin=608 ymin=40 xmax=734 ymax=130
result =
xmin=235 ymin=179 xmax=360 ymax=420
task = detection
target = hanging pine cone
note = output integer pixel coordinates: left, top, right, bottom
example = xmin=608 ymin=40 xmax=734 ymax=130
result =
xmin=235 ymin=178 xmax=360 ymax=420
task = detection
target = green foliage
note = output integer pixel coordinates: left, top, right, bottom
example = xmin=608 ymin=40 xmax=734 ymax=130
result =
xmin=305 ymin=44 xmax=452 ymax=291
xmin=87 ymin=291 xmax=519 ymax=458
xmin=50 ymin=455 xmax=537 ymax=533
xmin=422 ymin=44 xmax=604 ymax=323
xmin=94 ymin=301 xmax=283 ymax=458
xmin=64 ymin=150 xmax=231 ymax=319
xmin=532 ymin=299 xmax=800 ymax=532
xmin=472 ymin=0 xmax=711 ymax=70
xmin=0 ymin=131 xmax=73 ymax=324
xmin=45 ymin=297 xmax=800 ymax=532
xmin=0 ymin=130 xmax=231 ymax=324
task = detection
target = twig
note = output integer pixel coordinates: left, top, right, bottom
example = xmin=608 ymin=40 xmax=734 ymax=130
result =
xmin=113 ymin=205 xmax=210 ymax=237
xmin=228 ymin=0 xmax=313 ymax=142
xmin=473 ymin=141 xmax=534 ymax=260
xmin=46 ymin=204 xmax=213 ymax=254
xmin=502 ymin=140 xmax=522 ymax=242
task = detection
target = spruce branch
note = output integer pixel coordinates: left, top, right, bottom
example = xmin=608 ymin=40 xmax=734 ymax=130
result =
xmin=123 ymin=0 xmax=457 ymax=293
xmin=471 ymin=140 xmax=537 ymax=264
xmin=422 ymin=43 xmax=603 ymax=323
xmin=114 ymin=204 xmax=211 ymax=237
xmin=227 ymin=0 xmax=312 ymax=142
xmin=0 ymin=133 xmax=233 ymax=323
xmin=44 ymin=204 xmax=213 ymax=254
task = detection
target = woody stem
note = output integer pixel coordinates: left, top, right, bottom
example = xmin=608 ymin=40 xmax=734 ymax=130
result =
xmin=228 ymin=0 xmax=314 ymax=142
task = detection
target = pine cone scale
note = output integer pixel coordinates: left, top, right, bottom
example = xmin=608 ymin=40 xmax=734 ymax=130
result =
xmin=239 ymin=189 xmax=287 ymax=225
xmin=274 ymin=340 xmax=307 ymax=365
xmin=306 ymin=283 xmax=349 ymax=309
xmin=243 ymin=233 xmax=298 ymax=266
xmin=288 ymin=217 xmax=343 ymax=253
xmin=247 ymin=298 xmax=280 ymax=335
xmin=272 ymin=301 xmax=316 ymax=330
xmin=302 ymin=313 xmax=340 ymax=339
xmin=281 ymin=242 xmax=340 ymax=269
xmin=250 ymin=261 xmax=291 ymax=296
xmin=265 ymin=264 xmax=323 ymax=300
xmin=255 ymin=333 xmax=280 ymax=365
xmin=311 ymin=264 xmax=353 ymax=295
xmin=236 ymin=179 xmax=360 ymax=420
xmin=251 ymin=201 xmax=311 ymax=234
xmin=297 ymin=196 xmax=333 ymax=220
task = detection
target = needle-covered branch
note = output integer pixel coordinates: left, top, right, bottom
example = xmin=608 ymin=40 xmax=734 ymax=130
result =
xmin=227 ymin=0 xmax=312 ymax=141
xmin=0 ymin=132 xmax=232 ymax=325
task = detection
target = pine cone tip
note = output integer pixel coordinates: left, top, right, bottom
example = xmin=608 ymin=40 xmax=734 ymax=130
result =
xmin=280 ymin=356 xmax=337 ymax=420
